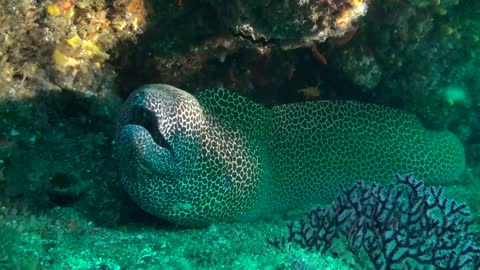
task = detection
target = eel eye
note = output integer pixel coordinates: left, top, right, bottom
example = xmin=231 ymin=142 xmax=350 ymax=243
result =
xmin=127 ymin=105 xmax=175 ymax=157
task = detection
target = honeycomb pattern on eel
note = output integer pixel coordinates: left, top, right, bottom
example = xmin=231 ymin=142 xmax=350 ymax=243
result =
xmin=114 ymin=84 xmax=465 ymax=227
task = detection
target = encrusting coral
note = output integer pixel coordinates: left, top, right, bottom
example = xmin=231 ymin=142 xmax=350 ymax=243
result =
xmin=205 ymin=0 xmax=369 ymax=49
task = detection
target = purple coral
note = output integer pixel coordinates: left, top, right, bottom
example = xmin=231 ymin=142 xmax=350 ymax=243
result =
xmin=268 ymin=175 xmax=480 ymax=269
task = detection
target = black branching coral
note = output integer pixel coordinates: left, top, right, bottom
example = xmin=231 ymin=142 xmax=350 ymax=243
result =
xmin=268 ymin=175 xmax=480 ymax=269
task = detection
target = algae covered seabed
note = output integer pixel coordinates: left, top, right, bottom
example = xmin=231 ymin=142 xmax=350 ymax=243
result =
xmin=1 ymin=0 xmax=480 ymax=269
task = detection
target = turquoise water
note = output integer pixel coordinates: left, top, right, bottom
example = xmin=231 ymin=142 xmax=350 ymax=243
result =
xmin=0 ymin=0 xmax=479 ymax=269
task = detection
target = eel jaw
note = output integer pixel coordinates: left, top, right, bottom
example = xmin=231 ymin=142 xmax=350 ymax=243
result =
xmin=115 ymin=124 xmax=176 ymax=175
xmin=122 ymin=105 xmax=175 ymax=158
xmin=114 ymin=101 xmax=178 ymax=177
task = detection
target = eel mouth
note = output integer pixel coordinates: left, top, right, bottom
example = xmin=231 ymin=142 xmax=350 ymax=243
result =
xmin=125 ymin=105 xmax=175 ymax=157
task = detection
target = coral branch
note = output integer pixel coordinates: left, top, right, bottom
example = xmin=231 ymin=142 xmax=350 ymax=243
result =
xmin=268 ymin=175 xmax=480 ymax=269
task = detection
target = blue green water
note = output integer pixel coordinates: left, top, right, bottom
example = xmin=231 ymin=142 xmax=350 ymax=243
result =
xmin=0 ymin=0 xmax=479 ymax=269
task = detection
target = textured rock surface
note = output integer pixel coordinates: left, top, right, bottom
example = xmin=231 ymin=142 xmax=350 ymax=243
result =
xmin=205 ymin=0 xmax=369 ymax=49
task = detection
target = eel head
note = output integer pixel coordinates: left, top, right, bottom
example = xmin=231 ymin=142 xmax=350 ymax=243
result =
xmin=114 ymin=84 xmax=207 ymax=226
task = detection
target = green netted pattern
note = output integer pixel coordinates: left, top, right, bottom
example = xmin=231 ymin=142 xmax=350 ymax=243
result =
xmin=114 ymin=84 xmax=465 ymax=227
xmin=266 ymin=101 xmax=465 ymax=211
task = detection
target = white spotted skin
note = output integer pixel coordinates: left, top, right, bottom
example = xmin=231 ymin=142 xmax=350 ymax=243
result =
xmin=114 ymin=84 xmax=466 ymax=227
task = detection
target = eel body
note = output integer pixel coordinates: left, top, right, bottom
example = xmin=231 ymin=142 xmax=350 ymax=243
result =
xmin=114 ymin=84 xmax=465 ymax=227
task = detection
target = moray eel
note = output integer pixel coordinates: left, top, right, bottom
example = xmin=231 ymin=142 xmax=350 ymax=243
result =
xmin=114 ymin=84 xmax=466 ymax=227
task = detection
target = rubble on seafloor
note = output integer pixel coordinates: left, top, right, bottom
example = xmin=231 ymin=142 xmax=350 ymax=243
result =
xmin=0 ymin=0 xmax=480 ymax=269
